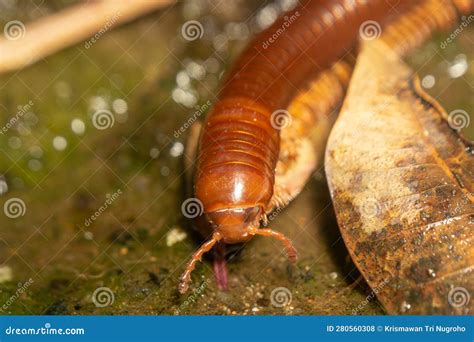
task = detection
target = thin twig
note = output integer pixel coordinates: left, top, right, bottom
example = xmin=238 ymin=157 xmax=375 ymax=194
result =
xmin=0 ymin=0 xmax=175 ymax=75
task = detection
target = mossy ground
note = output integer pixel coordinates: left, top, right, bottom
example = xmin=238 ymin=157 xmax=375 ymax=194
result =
xmin=0 ymin=1 xmax=471 ymax=315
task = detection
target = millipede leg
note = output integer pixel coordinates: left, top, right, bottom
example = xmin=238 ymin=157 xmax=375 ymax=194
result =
xmin=178 ymin=233 xmax=221 ymax=294
xmin=254 ymin=228 xmax=297 ymax=263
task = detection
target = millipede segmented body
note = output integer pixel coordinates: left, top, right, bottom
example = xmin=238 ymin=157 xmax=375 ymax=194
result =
xmin=195 ymin=0 xmax=412 ymax=214
xmin=179 ymin=0 xmax=472 ymax=293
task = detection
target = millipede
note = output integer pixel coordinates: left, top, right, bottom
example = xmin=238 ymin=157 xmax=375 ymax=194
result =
xmin=179 ymin=0 xmax=473 ymax=293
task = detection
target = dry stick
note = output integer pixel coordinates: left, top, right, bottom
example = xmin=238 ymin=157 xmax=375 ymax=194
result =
xmin=0 ymin=0 xmax=175 ymax=75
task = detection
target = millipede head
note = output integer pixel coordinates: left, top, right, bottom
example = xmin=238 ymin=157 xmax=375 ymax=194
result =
xmin=207 ymin=206 xmax=262 ymax=244
xmin=178 ymin=206 xmax=297 ymax=293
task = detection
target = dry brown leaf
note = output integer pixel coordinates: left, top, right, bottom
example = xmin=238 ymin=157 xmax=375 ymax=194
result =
xmin=325 ymin=40 xmax=473 ymax=314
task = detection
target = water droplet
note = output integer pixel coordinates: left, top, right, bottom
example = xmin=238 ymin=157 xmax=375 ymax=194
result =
xmin=170 ymin=142 xmax=184 ymax=157
xmin=172 ymin=88 xmax=197 ymax=108
xmin=186 ymin=61 xmax=205 ymax=80
xmin=213 ymin=34 xmax=229 ymax=52
xmin=17 ymin=123 xmax=31 ymax=136
xmin=176 ymin=71 xmax=191 ymax=88
xmin=400 ymin=301 xmax=411 ymax=312
xmin=52 ymin=136 xmax=67 ymax=151
xmin=29 ymin=146 xmax=43 ymax=158
xmin=150 ymin=147 xmax=160 ymax=159
xmin=112 ymin=98 xmax=128 ymax=115
xmin=55 ymin=81 xmax=72 ymax=100
xmin=225 ymin=22 xmax=249 ymax=40
xmin=0 ymin=177 xmax=8 ymax=195
xmin=421 ymin=74 xmax=435 ymax=89
xmin=182 ymin=0 xmax=203 ymax=19
xmin=71 ymin=118 xmax=85 ymax=135
xmin=8 ymin=136 xmax=22 ymax=149
xmin=278 ymin=0 xmax=298 ymax=11
xmin=0 ymin=265 xmax=13 ymax=283
xmin=257 ymin=4 xmax=279 ymax=29
xmin=161 ymin=166 xmax=170 ymax=176
xmin=28 ymin=159 xmax=42 ymax=171
xmin=204 ymin=57 xmax=220 ymax=74
xmin=88 ymin=96 xmax=109 ymax=112
xmin=23 ymin=112 xmax=38 ymax=127
xmin=448 ymin=54 xmax=468 ymax=78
